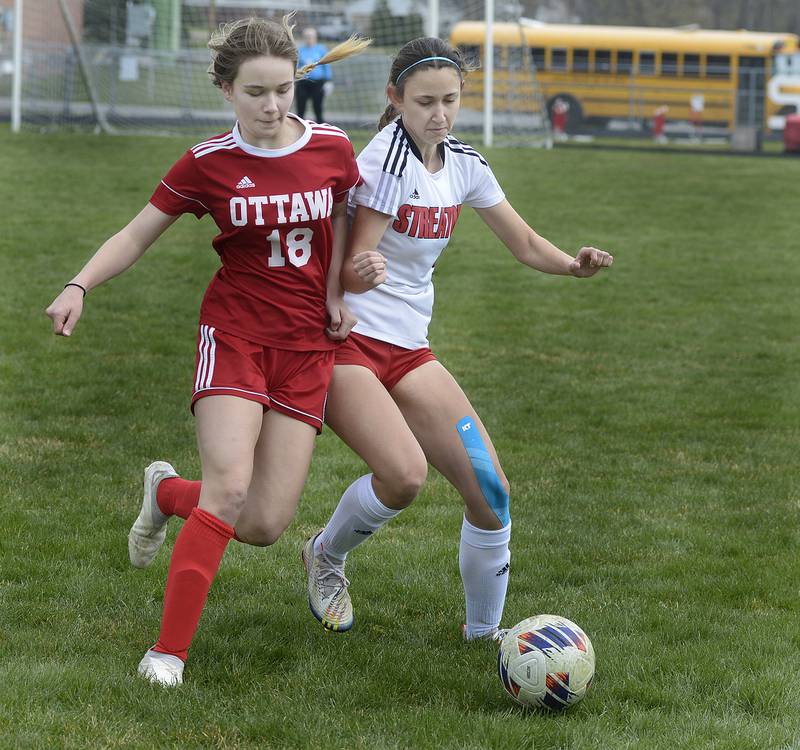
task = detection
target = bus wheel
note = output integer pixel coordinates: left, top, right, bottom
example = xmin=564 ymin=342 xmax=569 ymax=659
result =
xmin=547 ymin=95 xmax=583 ymax=132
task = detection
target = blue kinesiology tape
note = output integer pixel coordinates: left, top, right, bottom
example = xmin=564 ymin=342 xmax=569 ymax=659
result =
xmin=456 ymin=416 xmax=510 ymax=526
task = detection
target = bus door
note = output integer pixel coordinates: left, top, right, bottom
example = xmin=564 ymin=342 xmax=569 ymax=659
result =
xmin=737 ymin=56 xmax=766 ymax=128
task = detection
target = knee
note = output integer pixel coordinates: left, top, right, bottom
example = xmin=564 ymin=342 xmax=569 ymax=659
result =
xmin=383 ymin=456 xmax=427 ymax=508
xmin=237 ymin=521 xmax=286 ymax=547
xmin=236 ymin=504 xmax=294 ymax=546
xmin=205 ymin=476 xmax=251 ymax=518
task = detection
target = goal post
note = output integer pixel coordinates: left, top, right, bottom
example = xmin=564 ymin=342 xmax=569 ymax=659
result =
xmin=10 ymin=0 xmax=22 ymax=132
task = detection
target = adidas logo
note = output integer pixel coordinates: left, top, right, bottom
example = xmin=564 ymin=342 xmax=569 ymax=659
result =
xmin=353 ymin=528 xmax=373 ymax=536
xmin=236 ymin=175 xmax=256 ymax=189
xmin=496 ymin=562 xmax=510 ymax=577
xmin=409 ymin=188 xmax=420 ymax=200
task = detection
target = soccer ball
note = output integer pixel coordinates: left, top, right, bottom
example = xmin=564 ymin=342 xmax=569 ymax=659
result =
xmin=497 ymin=614 xmax=595 ymax=711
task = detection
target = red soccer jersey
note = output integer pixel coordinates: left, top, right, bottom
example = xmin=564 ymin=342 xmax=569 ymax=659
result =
xmin=149 ymin=115 xmax=360 ymax=350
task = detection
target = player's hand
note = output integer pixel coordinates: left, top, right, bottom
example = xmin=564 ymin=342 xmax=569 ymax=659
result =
xmin=569 ymin=246 xmax=613 ymax=277
xmin=352 ymin=250 xmax=387 ymax=286
xmin=45 ymin=286 xmax=85 ymax=336
xmin=326 ymin=296 xmax=357 ymax=341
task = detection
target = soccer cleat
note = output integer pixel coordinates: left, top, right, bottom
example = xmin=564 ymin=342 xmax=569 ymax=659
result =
xmin=137 ymin=649 xmax=184 ymax=686
xmin=128 ymin=461 xmax=179 ymax=569
xmin=302 ymin=532 xmax=354 ymax=632
xmin=462 ymin=624 xmax=509 ymax=644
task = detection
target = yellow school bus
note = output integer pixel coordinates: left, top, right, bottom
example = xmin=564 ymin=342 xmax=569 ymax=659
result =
xmin=450 ymin=21 xmax=800 ymax=131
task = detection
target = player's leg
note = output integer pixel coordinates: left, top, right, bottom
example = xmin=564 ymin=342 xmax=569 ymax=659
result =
xmin=234 ymin=408 xmax=317 ymax=546
xmin=128 ymin=461 xmax=181 ymax=568
xmin=304 ymin=364 xmax=427 ymax=630
xmin=312 ymin=80 xmax=325 ymax=123
xmin=139 ymin=395 xmax=262 ymax=686
xmin=129 ymin=327 xmax=266 ymax=566
xmin=295 ymin=80 xmax=309 ymax=119
xmin=128 ymin=461 xmax=206 ymax=568
xmin=157 ymin=474 xmax=201 ymax=519
xmin=129 ymin=418 xmax=313 ymax=554
xmin=390 ymin=361 xmax=512 ymax=641
xmin=130 ymin=344 xmax=327 ymax=565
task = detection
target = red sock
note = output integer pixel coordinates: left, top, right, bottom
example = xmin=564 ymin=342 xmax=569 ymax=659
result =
xmin=157 ymin=478 xmax=201 ymax=519
xmin=152 ymin=507 xmax=234 ymax=661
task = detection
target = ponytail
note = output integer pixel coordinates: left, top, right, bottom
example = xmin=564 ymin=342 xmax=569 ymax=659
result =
xmin=296 ymin=34 xmax=372 ymax=79
xmin=378 ymin=103 xmax=399 ymax=130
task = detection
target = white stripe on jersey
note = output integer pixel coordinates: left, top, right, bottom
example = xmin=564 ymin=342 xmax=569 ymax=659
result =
xmin=191 ymin=132 xmax=235 ymax=153
xmin=193 ymin=138 xmax=237 ymax=159
xmin=372 ymin=171 xmax=401 ymax=215
xmin=160 ymin=181 xmax=211 ymax=212
xmin=310 ymin=129 xmax=351 ymax=140
xmin=310 ymin=124 xmax=350 ymax=140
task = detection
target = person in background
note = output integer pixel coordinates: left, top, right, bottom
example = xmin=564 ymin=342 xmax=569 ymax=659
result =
xmin=653 ymin=105 xmax=668 ymax=144
xmin=296 ymin=27 xmax=333 ymax=123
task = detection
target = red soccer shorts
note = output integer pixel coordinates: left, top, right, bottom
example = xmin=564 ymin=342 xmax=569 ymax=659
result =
xmin=191 ymin=325 xmax=334 ymax=432
xmin=334 ymin=331 xmax=437 ymax=391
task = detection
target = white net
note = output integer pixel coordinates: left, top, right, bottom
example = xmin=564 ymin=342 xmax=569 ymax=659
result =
xmin=2 ymin=0 xmax=550 ymax=147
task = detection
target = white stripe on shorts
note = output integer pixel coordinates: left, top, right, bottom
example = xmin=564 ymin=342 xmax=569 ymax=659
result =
xmin=194 ymin=326 xmax=208 ymax=392
xmin=195 ymin=325 xmax=216 ymax=392
xmin=269 ymin=396 xmax=323 ymax=425
xmin=205 ymin=327 xmax=217 ymax=389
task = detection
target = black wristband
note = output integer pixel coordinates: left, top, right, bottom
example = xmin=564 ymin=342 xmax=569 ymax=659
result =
xmin=64 ymin=282 xmax=87 ymax=297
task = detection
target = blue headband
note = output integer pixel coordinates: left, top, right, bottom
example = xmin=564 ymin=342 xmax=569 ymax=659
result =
xmin=395 ymin=56 xmax=460 ymax=83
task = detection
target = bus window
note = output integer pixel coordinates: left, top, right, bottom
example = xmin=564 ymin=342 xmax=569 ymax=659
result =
xmin=639 ymin=51 xmax=656 ymax=75
xmin=551 ymin=48 xmax=567 ymax=71
xmin=661 ymin=52 xmax=679 ymax=76
xmin=530 ymin=46 xmax=546 ymax=70
xmin=617 ymin=50 xmax=633 ymax=74
xmin=507 ymin=46 xmax=524 ymax=70
xmin=493 ymin=45 xmax=503 ymax=69
xmin=595 ymin=49 xmax=612 ymax=73
xmin=573 ymin=48 xmax=590 ymax=72
xmin=707 ymin=54 xmax=731 ymax=78
xmin=684 ymin=53 xmax=701 ymax=77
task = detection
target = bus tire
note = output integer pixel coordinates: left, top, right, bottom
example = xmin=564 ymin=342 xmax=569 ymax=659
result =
xmin=547 ymin=95 xmax=583 ymax=131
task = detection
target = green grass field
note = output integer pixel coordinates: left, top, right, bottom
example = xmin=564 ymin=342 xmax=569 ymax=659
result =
xmin=1 ymin=126 xmax=800 ymax=749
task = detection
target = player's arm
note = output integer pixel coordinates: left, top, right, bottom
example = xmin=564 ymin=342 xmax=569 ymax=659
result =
xmin=474 ymin=200 xmax=613 ymax=277
xmin=45 ymin=203 xmax=179 ymax=336
xmin=325 ymin=198 xmax=357 ymax=340
xmin=340 ymin=205 xmax=393 ymax=293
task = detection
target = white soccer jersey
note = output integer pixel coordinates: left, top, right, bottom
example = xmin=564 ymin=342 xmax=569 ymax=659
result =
xmin=346 ymin=119 xmax=505 ymax=349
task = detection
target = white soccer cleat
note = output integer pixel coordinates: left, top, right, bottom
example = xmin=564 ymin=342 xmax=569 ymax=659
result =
xmin=302 ymin=532 xmax=354 ymax=632
xmin=128 ymin=461 xmax=178 ymax=569
xmin=462 ymin=624 xmax=509 ymax=644
xmin=137 ymin=649 xmax=184 ymax=686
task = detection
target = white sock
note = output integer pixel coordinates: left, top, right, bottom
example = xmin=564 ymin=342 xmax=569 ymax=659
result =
xmin=460 ymin=516 xmax=511 ymax=639
xmin=315 ymin=474 xmax=401 ymax=564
